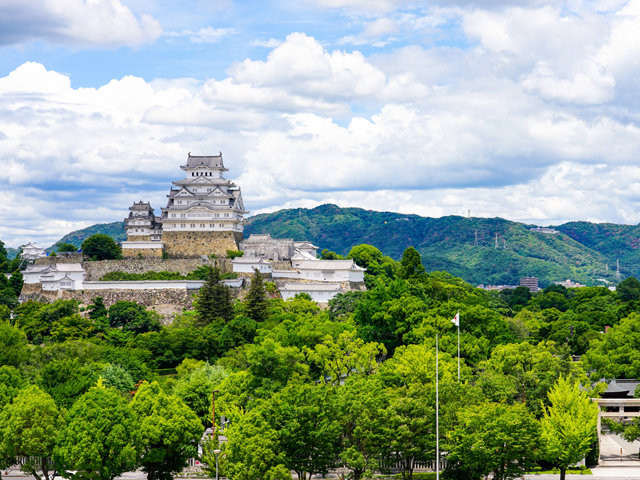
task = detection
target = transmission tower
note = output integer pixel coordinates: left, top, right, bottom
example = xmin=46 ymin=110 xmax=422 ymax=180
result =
xmin=475 ymin=230 xmax=478 ymax=246
xmin=495 ymin=233 xmax=499 ymax=249
xmin=617 ymin=259 xmax=621 ymax=282
xmin=503 ymin=238 xmax=506 ymax=249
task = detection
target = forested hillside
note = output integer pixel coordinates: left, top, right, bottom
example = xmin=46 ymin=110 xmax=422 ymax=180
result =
xmin=37 ymin=204 xmax=640 ymax=287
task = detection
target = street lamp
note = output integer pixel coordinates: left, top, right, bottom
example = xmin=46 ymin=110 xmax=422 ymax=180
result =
xmin=213 ymin=449 xmax=222 ymax=480
xmin=212 ymin=389 xmax=220 ymax=434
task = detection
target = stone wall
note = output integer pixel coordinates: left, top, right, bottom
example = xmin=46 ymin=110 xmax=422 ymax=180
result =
xmin=127 ymin=235 xmax=151 ymax=242
xmin=121 ymin=246 xmax=163 ymax=258
xmin=162 ymin=231 xmax=243 ymax=258
xmin=34 ymin=255 xmax=86 ymax=265
xmin=83 ymin=258 xmax=205 ymax=281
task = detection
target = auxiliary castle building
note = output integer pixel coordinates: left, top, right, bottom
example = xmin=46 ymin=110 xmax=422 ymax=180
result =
xmin=121 ymin=153 xmax=248 ymax=258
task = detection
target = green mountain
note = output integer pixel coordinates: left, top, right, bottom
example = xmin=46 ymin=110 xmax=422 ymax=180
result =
xmin=39 ymin=205 xmax=640 ymax=287
xmin=5 ymin=247 xmax=19 ymax=260
xmin=47 ymin=222 xmax=127 ymax=252
xmin=244 ymin=205 xmax=617 ymax=287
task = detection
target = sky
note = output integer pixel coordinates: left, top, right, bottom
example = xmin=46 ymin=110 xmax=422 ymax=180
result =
xmin=2 ymin=0 xmax=640 ymax=247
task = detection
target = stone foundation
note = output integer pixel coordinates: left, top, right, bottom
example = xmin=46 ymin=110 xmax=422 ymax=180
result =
xmin=83 ymin=258 xmax=205 ymax=281
xmin=127 ymin=235 xmax=152 ymax=242
xmin=162 ymin=231 xmax=243 ymax=258
xmin=122 ymin=247 xmax=163 ymax=258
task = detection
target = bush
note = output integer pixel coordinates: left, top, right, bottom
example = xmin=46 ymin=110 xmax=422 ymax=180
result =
xmin=226 ymin=250 xmax=244 ymax=259
xmin=81 ymin=234 xmax=121 ymax=261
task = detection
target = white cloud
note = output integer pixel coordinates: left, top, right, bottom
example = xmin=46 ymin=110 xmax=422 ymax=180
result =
xmin=7 ymin=2 xmax=640 ymax=246
xmin=0 ymin=0 xmax=162 ymax=47
xmin=166 ymin=26 xmax=235 ymax=43
xmin=251 ymin=38 xmax=284 ymax=48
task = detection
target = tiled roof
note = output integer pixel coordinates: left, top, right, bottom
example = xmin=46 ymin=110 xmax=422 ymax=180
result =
xmin=181 ymin=153 xmax=227 ymax=170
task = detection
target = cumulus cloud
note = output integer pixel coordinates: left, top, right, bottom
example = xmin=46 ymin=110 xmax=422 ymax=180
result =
xmin=0 ymin=0 xmax=162 ymax=47
xmin=7 ymin=2 xmax=640 ymax=246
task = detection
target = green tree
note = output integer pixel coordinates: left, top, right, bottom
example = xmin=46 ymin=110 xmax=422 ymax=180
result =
xmin=397 ymin=247 xmax=425 ymax=280
xmin=102 ymin=364 xmax=135 ymax=393
xmin=223 ymin=408 xmax=291 ymax=480
xmin=334 ymin=377 xmax=388 ymax=480
xmin=50 ymin=314 xmax=96 ymax=342
xmin=347 ymin=245 xmax=397 ymax=279
xmin=132 ymin=381 xmax=204 ymax=480
xmin=176 ymin=358 xmax=205 ymax=378
xmin=37 ymin=359 xmax=97 ymax=409
xmin=8 ymin=272 xmax=23 ymax=296
xmin=87 ymin=297 xmax=108 ymax=320
xmin=383 ymin=385 xmax=435 ymax=480
xmin=16 ymin=299 xmax=78 ymax=342
xmin=263 ymin=383 xmax=341 ymax=480
xmin=0 ymin=385 xmax=62 ymax=480
xmin=226 ymin=250 xmax=244 ymax=259
xmin=582 ymin=312 xmax=640 ymax=379
xmin=0 ymin=322 xmax=29 ymax=367
xmin=172 ymin=363 xmax=229 ymax=428
xmin=306 ymin=331 xmax=385 ymax=384
xmin=320 ymin=249 xmax=343 ymax=260
xmin=0 ymin=366 xmax=24 ymax=410
xmin=245 ymin=269 xmax=269 ymax=322
xmin=56 ymin=243 xmax=78 ymax=253
xmin=107 ymin=301 xmax=160 ymax=334
xmin=540 ymin=377 xmax=598 ymax=480
xmin=195 ymin=266 xmax=234 ymax=326
xmin=81 ymin=234 xmax=122 ymax=261
xmin=54 ymin=383 xmax=139 ymax=480
xmin=447 ymin=402 xmax=540 ymax=480
xmin=617 ymin=276 xmax=640 ymax=302
xmin=0 ymin=305 xmax=10 ymax=322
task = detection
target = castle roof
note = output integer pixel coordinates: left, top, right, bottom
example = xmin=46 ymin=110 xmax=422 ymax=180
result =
xmin=281 ymin=283 xmax=343 ymax=292
xmin=181 ymin=153 xmax=228 ymax=171
xmin=129 ymin=201 xmax=153 ymax=211
xmin=172 ymin=177 xmax=233 ymax=187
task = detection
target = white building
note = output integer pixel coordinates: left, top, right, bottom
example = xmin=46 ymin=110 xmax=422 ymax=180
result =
xmin=279 ymin=283 xmax=343 ymax=302
xmin=159 ymin=153 xmax=249 ymax=234
xmin=282 ymin=259 xmax=365 ymax=282
xmin=231 ymin=257 xmax=273 ymax=274
xmin=22 ymin=263 xmax=86 ymax=290
xmin=292 ymin=241 xmax=318 ymax=261
xmin=20 ymin=242 xmax=47 ymax=261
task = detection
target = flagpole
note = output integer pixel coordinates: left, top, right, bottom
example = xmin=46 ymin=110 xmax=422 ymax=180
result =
xmin=436 ymin=333 xmax=439 ymax=480
xmin=457 ymin=310 xmax=460 ymax=381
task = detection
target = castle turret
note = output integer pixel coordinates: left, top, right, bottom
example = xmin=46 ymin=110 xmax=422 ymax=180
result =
xmin=157 ymin=153 xmax=249 ymax=258
xmin=124 ymin=201 xmax=162 ymax=242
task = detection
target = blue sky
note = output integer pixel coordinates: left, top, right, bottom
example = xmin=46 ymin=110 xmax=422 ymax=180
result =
xmin=2 ymin=0 xmax=640 ymax=247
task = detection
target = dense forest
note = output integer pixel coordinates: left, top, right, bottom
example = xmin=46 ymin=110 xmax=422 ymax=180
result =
xmin=3 ymin=244 xmax=640 ymax=480
xmin=42 ymin=204 xmax=640 ymax=286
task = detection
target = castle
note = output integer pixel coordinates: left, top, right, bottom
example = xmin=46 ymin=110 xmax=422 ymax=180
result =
xmin=121 ymin=153 xmax=248 ymax=258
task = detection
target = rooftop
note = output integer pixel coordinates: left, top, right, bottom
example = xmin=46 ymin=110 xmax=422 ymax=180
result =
xmin=180 ymin=153 xmax=228 ymax=171
xmin=294 ymin=259 xmax=366 ymax=271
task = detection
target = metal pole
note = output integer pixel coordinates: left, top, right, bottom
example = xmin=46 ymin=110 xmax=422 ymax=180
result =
xmin=436 ymin=334 xmax=439 ymax=480
xmin=216 ymin=452 xmax=219 ymax=480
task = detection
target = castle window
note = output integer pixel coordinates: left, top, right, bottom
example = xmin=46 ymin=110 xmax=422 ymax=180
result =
xmin=200 ymin=224 xmax=205 ymax=228
xmin=224 ymin=213 xmax=229 ymax=217
xmin=209 ymin=223 xmax=213 ymax=227
xmin=181 ymin=224 xmax=185 ymax=228
xmin=219 ymin=224 xmax=223 ymax=228
xmin=192 ymin=172 xmax=194 ymax=176
xmin=215 ymin=214 xmax=219 ymax=218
